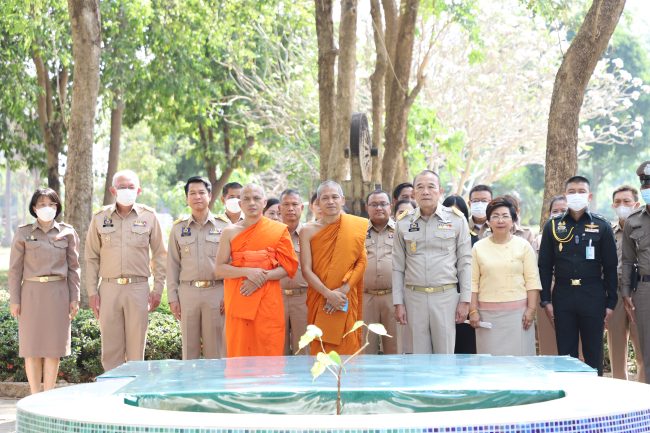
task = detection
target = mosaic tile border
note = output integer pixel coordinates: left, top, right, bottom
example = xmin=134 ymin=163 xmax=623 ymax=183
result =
xmin=16 ymin=408 xmax=650 ymax=433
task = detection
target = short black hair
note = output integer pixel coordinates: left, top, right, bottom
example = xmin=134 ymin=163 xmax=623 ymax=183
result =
xmin=486 ymin=197 xmax=518 ymax=223
xmin=184 ymin=176 xmax=212 ymax=196
xmin=393 ymin=199 xmax=416 ymax=217
xmin=469 ymin=184 xmax=493 ymax=200
xmin=442 ymin=195 xmax=470 ymax=220
xmin=264 ymin=197 xmax=280 ymax=213
xmin=612 ymin=185 xmax=639 ymax=202
xmin=29 ymin=188 xmax=63 ymax=219
xmin=310 ymin=192 xmax=318 ymax=205
xmin=280 ymin=189 xmax=301 ymax=201
xmin=222 ymin=181 xmax=243 ymax=197
xmin=564 ymin=176 xmax=590 ymax=189
xmin=548 ymin=195 xmax=567 ymax=213
xmin=392 ymin=183 xmax=413 ymax=200
xmin=366 ymin=189 xmax=391 ymax=203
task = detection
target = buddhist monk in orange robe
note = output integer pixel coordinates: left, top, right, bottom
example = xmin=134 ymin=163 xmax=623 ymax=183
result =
xmin=215 ymin=184 xmax=299 ymax=357
xmin=300 ymin=181 xmax=368 ymax=355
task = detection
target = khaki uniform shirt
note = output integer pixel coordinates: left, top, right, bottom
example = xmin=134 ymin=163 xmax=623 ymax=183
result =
xmin=166 ymin=212 xmax=224 ymax=303
xmin=613 ymin=222 xmax=623 ymax=280
xmin=85 ymin=203 xmax=166 ymax=296
xmin=280 ymin=224 xmax=308 ymax=290
xmin=364 ymin=219 xmax=395 ymax=292
xmin=622 ymin=207 xmax=650 ymax=297
xmin=392 ymin=206 xmax=472 ymax=305
xmin=470 ymin=218 xmax=489 ymax=240
xmin=9 ymin=221 xmax=81 ymax=304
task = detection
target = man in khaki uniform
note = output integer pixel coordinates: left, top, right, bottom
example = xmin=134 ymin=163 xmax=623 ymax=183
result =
xmin=608 ymin=185 xmax=644 ymax=381
xmin=468 ymin=185 xmax=492 ymax=239
xmin=364 ymin=190 xmax=398 ymax=354
xmin=220 ymin=182 xmax=243 ymax=224
xmin=167 ymin=176 xmax=226 ymax=360
xmin=621 ymin=164 xmax=650 ymax=383
xmin=393 ymin=170 xmax=472 ymax=354
xmin=278 ymin=189 xmax=309 ymax=354
xmin=86 ymin=170 xmax=166 ymax=371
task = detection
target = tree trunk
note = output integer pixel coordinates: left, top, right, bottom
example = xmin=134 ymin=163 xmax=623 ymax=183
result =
xmin=103 ymin=94 xmax=124 ymax=205
xmin=541 ymin=0 xmax=625 ymax=226
xmin=381 ymin=0 xmax=419 ymax=189
xmin=314 ymin=0 xmax=337 ymax=181
xmin=369 ymin=0 xmax=386 ymax=186
xmin=65 ymin=0 xmax=102 ymax=308
xmin=2 ymin=165 xmax=12 ymax=247
xmin=33 ymin=55 xmax=67 ymax=197
xmin=327 ymin=0 xmax=358 ymax=182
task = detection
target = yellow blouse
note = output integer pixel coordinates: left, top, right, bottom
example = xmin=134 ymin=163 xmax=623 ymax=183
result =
xmin=471 ymin=235 xmax=541 ymax=302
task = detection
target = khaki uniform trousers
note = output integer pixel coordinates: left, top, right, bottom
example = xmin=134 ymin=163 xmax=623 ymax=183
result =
xmin=99 ymin=280 xmax=150 ymax=371
xmin=397 ymin=324 xmax=413 ymax=354
xmin=536 ymin=304 xmax=558 ymax=355
xmin=283 ymin=290 xmax=308 ymax=355
xmin=363 ymin=292 xmax=397 ymax=354
xmin=404 ymin=287 xmax=458 ymax=354
xmin=178 ymin=282 xmax=226 ymax=360
xmin=611 ymin=289 xmax=645 ymax=381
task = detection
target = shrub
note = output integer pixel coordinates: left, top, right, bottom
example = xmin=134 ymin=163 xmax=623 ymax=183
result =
xmin=0 ymin=303 xmax=182 ymax=383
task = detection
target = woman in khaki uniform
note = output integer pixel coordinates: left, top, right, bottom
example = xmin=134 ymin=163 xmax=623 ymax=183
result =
xmin=8 ymin=188 xmax=80 ymax=394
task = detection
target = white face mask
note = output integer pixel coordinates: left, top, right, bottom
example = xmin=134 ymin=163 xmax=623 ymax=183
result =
xmin=116 ymin=188 xmax=138 ymax=206
xmin=35 ymin=206 xmax=56 ymax=222
xmin=566 ymin=193 xmax=589 ymax=211
xmin=225 ymin=197 xmax=241 ymax=214
xmin=614 ymin=205 xmax=635 ymax=220
xmin=470 ymin=201 xmax=488 ymax=218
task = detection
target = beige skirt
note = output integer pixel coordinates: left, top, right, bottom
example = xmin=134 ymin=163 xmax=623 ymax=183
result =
xmin=476 ymin=307 xmax=535 ymax=356
xmin=18 ymin=280 xmax=71 ymax=358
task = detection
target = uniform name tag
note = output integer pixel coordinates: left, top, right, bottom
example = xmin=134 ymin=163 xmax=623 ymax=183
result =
xmin=408 ymin=222 xmax=420 ymax=232
xmin=133 ymin=221 xmax=147 ymax=227
xmin=209 ymin=228 xmax=222 ymax=235
xmin=438 ymin=223 xmax=453 ymax=230
xmin=584 ymin=228 xmax=599 ymax=233
xmin=26 ymin=235 xmax=37 ymax=242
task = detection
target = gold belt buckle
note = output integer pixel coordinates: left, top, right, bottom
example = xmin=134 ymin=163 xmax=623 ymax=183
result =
xmin=39 ymin=276 xmax=49 ymax=283
xmin=194 ymin=281 xmax=210 ymax=288
xmin=570 ymin=279 xmax=581 ymax=286
xmin=284 ymin=289 xmax=294 ymax=296
xmin=117 ymin=277 xmax=130 ymax=285
xmin=424 ymin=287 xmax=435 ymax=293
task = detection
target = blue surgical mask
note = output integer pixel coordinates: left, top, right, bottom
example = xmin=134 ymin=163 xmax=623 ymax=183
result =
xmin=641 ymin=188 xmax=650 ymax=204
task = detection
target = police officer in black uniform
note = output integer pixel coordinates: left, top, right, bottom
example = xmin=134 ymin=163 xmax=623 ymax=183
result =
xmin=538 ymin=176 xmax=618 ymax=375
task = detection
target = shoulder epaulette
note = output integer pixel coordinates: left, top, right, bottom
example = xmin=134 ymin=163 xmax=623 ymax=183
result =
xmin=451 ymin=206 xmax=464 ymax=218
xmin=590 ymin=212 xmax=609 ymax=223
xmin=60 ymin=222 xmax=73 ymax=228
xmin=94 ymin=205 xmax=111 ymax=215
xmin=396 ymin=210 xmax=409 ymax=221
xmin=629 ymin=207 xmax=644 ymax=218
xmin=137 ymin=204 xmax=155 ymax=212
xmin=173 ymin=215 xmax=190 ymax=225
xmin=18 ymin=223 xmax=31 ymax=228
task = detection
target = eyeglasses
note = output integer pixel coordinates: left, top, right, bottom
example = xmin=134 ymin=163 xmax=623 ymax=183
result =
xmin=368 ymin=202 xmax=390 ymax=208
xmin=489 ymin=214 xmax=512 ymax=222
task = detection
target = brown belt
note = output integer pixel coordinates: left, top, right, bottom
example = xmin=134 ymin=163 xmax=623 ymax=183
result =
xmin=283 ymin=288 xmax=307 ymax=296
xmin=182 ymin=280 xmax=219 ymax=288
xmin=24 ymin=275 xmax=65 ymax=283
xmin=408 ymin=284 xmax=456 ymax=294
xmin=365 ymin=289 xmax=392 ymax=296
xmin=103 ymin=276 xmax=148 ymax=285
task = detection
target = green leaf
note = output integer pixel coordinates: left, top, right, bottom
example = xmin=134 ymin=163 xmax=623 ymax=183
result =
xmin=327 ymin=351 xmax=342 ymax=366
xmin=368 ymin=323 xmax=391 ymax=337
xmin=316 ymin=351 xmax=335 ymax=366
xmin=311 ymin=360 xmax=326 ymax=380
xmin=343 ymin=320 xmax=365 ymax=337
xmin=296 ymin=332 xmax=316 ymax=353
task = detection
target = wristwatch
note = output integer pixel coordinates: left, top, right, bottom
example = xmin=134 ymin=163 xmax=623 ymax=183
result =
xmin=540 ymin=301 xmax=551 ymax=308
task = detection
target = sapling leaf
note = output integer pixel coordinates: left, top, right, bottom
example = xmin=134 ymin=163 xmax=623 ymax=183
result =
xmin=328 ymin=351 xmax=342 ymax=366
xmin=317 ymin=351 xmax=335 ymax=366
xmin=368 ymin=323 xmax=391 ymax=337
xmin=343 ymin=320 xmax=365 ymax=337
xmin=306 ymin=324 xmax=323 ymax=337
xmin=296 ymin=333 xmax=316 ymax=353
xmin=311 ymin=360 xmax=326 ymax=380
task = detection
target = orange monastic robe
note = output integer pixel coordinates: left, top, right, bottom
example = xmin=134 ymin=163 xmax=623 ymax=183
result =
xmin=224 ymin=217 xmax=299 ymax=357
xmin=307 ymin=214 xmax=368 ymax=355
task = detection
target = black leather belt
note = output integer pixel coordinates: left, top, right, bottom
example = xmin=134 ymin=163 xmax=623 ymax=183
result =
xmin=555 ymin=277 xmax=602 ymax=287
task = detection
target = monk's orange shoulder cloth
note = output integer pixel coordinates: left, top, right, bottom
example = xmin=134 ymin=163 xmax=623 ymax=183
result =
xmin=224 ymin=217 xmax=299 ymax=322
xmin=307 ymin=214 xmax=368 ymax=355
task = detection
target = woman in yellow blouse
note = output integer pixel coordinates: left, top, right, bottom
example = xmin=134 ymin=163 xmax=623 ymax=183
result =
xmin=469 ymin=197 xmax=541 ymax=355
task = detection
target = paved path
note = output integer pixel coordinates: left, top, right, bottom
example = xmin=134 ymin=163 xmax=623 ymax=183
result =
xmin=0 ymin=398 xmax=17 ymax=433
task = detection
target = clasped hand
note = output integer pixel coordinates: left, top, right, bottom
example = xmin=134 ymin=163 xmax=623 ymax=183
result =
xmin=323 ymin=288 xmax=347 ymax=314
xmin=241 ymin=269 xmax=268 ymax=296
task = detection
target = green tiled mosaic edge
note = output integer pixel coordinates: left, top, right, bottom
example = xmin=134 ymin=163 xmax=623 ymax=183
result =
xmin=17 ymin=408 xmax=650 ymax=433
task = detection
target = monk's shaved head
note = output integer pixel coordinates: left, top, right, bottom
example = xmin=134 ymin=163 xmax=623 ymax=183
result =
xmin=317 ymin=180 xmax=344 ymax=199
xmin=242 ymin=183 xmax=266 ymax=197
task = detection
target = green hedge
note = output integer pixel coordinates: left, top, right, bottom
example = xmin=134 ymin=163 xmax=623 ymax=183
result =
xmin=0 ymin=303 xmax=181 ymax=383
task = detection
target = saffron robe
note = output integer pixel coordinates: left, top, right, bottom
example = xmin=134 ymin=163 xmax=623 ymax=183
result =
xmin=224 ymin=217 xmax=299 ymax=357
xmin=306 ymin=214 xmax=368 ymax=354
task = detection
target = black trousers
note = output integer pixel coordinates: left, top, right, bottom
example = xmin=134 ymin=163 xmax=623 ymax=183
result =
xmin=454 ymin=323 xmax=476 ymax=354
xmin=553 ymin=284 xmax=606 ymax=375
